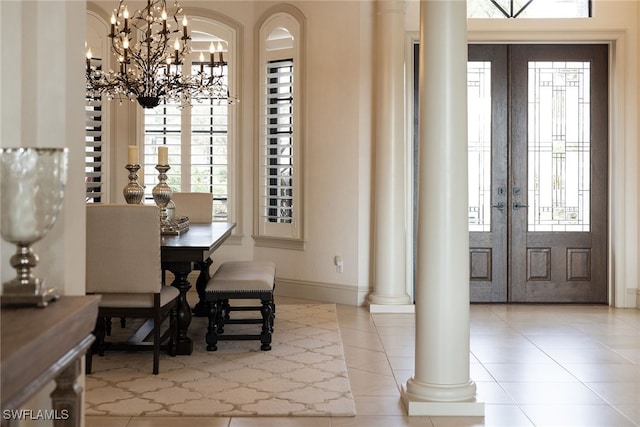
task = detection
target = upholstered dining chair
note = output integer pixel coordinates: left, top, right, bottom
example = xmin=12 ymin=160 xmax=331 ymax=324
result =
xmin=171 ymin=192 xmax=214 ymax=223
xmin=85 ymin=204 xmax=179 ymax=375
xmin=164 ymin=192 xmax=215 ymax=288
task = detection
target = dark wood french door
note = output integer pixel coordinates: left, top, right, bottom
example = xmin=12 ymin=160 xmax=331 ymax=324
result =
xmin=468 ymin=44 xmax=608 ymax=303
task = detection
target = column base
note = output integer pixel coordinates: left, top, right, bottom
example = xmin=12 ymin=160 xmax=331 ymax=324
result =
xmin=367 ymin=293 xmax=412 ymax=311
xmin=401 ymin=378 xmax=484 ymax=416
xmin=369 ymin=303 xmax=414 ymax=314
xmin=401 ymin=384 xmax=484 ymax=416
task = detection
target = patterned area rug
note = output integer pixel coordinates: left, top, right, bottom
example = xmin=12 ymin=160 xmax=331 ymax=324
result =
xmin=85 ymin=304 xmax=356 ymax=417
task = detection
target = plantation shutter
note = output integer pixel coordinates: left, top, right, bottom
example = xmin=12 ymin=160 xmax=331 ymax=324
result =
xmin=142 ymin=62 xmax=229 ymax=221
xmin=85 ymin=58 xmax=104 ymax=203
xmin=264 ymin=59 xmax=294 ymax=224
xmin=143 ymin=99 xmax=182 ymax=196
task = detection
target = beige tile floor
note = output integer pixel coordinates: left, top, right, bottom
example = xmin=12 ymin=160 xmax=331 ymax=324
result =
xmin=87 ymin=297 xmax=640 ymax=427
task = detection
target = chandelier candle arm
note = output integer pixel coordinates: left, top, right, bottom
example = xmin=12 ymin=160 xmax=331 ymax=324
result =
xmin=209 ymin=42 xmax=216 ymax=66
xmin=162 ymin=9 xmax=167 ymax=32
xmin=123 ymin=6 xmax=129 ymax=32
xmin=110 ymin=13 xmax=116 ymax=35
xmin=182 ymin=15 xmax=188 ymax=39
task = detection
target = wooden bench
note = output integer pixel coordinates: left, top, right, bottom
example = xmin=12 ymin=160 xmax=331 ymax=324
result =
xmin=205 ymin=261 xmax=276 ymax=351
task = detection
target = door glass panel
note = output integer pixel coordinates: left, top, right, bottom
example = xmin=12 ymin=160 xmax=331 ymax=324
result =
xmin=468 ymin=61 xmax=492 ymax=232
xmin=528 ymin=61 xmax=591 ymax=232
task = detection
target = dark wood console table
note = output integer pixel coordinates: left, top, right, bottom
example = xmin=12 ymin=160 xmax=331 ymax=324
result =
xmin=1 ymin=295 xmax=100 ymax=427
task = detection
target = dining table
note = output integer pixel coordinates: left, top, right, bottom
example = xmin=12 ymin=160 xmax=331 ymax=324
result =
xmin=161 ymin=221 xmax=235 ymax=355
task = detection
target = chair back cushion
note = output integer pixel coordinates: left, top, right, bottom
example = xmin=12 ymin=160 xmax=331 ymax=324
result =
xmin=86 ymin=204 xmax=162 ymax=294
xmin=171 ymin=192 xmax=213 ymax=223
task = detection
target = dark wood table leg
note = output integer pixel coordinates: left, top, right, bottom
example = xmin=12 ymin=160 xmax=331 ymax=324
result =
xmin=165 ymin=262 xmax=193 ymax=355
xmin=193 ymin=257 xmax=213 ymax=317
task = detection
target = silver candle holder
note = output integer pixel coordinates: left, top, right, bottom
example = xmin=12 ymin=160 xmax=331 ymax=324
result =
xmin=152 ymin=164 xmax=188 ymax=235
xmin=123 ymin=163 xmax=144 ymax=204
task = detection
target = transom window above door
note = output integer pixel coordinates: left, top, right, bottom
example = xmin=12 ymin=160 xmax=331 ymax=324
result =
xmin=468 ymin=0 xmax=591 ymax=18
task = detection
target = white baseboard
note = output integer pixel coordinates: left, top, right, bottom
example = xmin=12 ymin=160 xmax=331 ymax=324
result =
xmin=274 ymin=277 xmax=368 ymax=306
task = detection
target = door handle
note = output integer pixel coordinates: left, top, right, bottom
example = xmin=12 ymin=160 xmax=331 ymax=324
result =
xmin=491 ymin=202 xmax=506 ymax=210
xmin=513 ymin=202 xmax=529 ymax=210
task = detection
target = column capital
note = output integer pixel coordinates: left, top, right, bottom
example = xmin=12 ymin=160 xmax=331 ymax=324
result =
xmin=377 ymin=0 xmax=406 ymax=15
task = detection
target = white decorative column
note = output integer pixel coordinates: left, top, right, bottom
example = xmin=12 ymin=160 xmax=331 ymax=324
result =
xmin=401 ymin=0 xmax=484 ymax=416
xmin=369 ymin=0 xmax=413 ymax=313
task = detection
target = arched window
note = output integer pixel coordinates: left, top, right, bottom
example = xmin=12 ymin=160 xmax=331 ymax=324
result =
xmin=141 ymin=13 xmax=240 ymax=223
xmin=254 ymin=6 xmax=306 ymax=249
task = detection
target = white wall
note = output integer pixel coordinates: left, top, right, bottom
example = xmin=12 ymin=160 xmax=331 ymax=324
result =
xmin=252 ymin=1 xmax=374 ymax=304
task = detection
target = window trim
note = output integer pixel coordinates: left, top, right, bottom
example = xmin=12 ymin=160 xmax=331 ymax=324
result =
xmin=254 ymin=5 xmax=306 ymax=250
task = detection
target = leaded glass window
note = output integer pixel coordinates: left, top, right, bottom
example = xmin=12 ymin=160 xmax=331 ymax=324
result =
xmin=468 ymin=61 xmax=492 ymax=232
xmin=468 ymin=0 xmax=591 ymax=18
xmin=528 ymin=61 xmax=591 ymax=231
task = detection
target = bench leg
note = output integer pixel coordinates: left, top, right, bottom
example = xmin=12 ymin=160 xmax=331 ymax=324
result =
xmin=95 ymin=316 xmax=107 ymax=356
xmin=221 ymin=298 xmax=231 ymax=320
xmin=85 ymin=346 xmax=94 ymax=375
xmin=215 ymin=301 xmax=226 ymax=334
xmin=260 ymin=299 xmax=273 ymax=351
xmin=105 ymin=317 xmax=113 ymax=337
xmin=206 ymin=302 xmax=219 ymax=351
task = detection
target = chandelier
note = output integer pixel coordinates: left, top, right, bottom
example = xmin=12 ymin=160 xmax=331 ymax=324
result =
xmin=85 ymin=0 xmax=232 ymax=109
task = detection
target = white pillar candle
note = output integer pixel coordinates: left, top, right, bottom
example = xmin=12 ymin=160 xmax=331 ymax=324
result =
xmin=127 ymin=145 xmax=138 ymax=165
xmin=158 ymin=146 xmax=168 ymax=165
